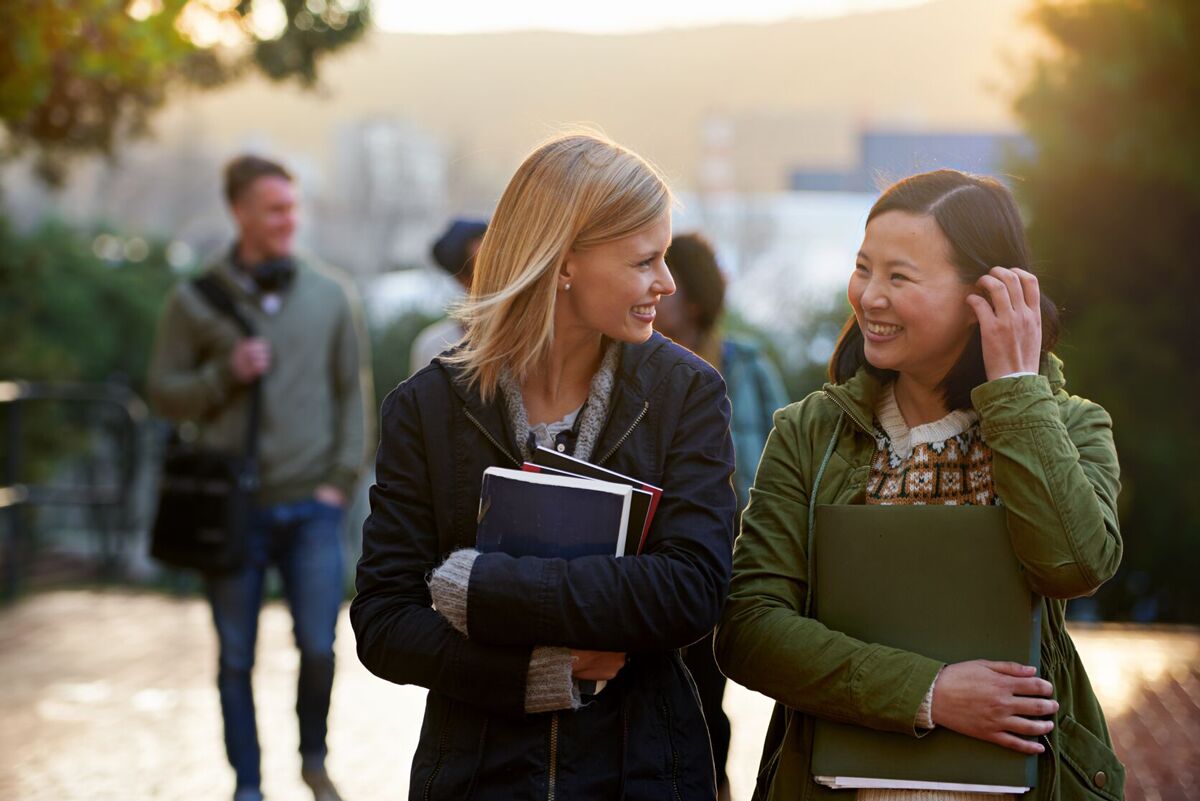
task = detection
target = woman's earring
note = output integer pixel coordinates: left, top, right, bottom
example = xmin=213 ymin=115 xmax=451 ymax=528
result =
xmin=564 ymin=282 xmax=572 ymax=292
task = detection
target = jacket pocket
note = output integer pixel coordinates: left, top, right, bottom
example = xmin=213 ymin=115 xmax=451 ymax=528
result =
xmin=1057 ymin=713 xmax=1125 ymax=801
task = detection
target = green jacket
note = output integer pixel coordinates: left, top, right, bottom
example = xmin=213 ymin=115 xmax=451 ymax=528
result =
xmin=714 ymin=355 xmax=1126 ymax=801
xmin=147 ymin=254 xmax=374 ymax=504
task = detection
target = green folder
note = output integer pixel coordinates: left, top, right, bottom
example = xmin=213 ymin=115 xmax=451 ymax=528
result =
xmin=811 ymin=504 xmax=1041 ymax=793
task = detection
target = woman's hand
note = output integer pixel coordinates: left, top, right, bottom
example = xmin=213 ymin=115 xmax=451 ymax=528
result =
xmin=932 ymin=660 xmax=1058 ymax=754
xmin=570 ymin=650 xmax=626 ymax=681
xmin=966 ymin=267 xmax=1043 ymax=381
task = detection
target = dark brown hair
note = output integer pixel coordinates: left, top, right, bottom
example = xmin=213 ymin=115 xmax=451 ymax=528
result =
xmin=223 ymin=154 xmax=292 ymax=206
xmin=829 ymin=169 xmax=1059 ymax=410
xmin=664 ymin=232 xmax=727 ymax=335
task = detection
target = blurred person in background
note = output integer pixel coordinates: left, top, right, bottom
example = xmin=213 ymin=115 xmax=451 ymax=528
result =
xmin=409 ymin=217 xmax=488 ymax=374
xmin=655 ymin=231 xmax=789 ymax=801
xmin=148 ymin=154 xmax=374 ymax=801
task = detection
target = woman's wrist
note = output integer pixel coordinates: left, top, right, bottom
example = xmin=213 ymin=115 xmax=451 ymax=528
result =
xmin=525 ymin=646 xmax=581 ymax=713
xmin=428 ymin=548 xmax=480 ymax=636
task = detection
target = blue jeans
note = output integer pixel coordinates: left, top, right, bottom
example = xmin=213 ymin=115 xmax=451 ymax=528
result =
xmin=206 ymin=498 xmax=346 ymax=793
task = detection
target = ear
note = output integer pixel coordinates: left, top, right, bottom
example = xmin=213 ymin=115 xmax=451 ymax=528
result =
xmin=558 ymin=250 xmax=577 ymax=288
xmin=230 ymin=199 xmax=250 ymax=229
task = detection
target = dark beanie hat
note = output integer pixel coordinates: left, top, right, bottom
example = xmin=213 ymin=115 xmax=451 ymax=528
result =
xmin=431 ymin=218 xmax=488 ymax=275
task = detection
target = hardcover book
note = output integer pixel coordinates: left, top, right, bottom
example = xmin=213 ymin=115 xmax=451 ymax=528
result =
xmin=475 ymin=467 xmax=633 ymax=559
xmin=529 ymin=446 xmax=662 ymax=555
xmin=811 ymin=504 xmax=1042 ymax=793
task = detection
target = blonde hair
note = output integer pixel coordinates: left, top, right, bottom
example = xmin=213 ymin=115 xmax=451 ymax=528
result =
xmin=446 ymin=131 xmax=672 ymax=401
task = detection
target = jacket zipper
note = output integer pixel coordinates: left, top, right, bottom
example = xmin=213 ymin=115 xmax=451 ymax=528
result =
xmin=660 ymin=700 xmax=683 ymax=801
xmin=421 ymin=710 xmax=452 ymax=801
xmin=463 ymin=408 xmax=521 ymax=466
xmin=822 ymin=390 xmax=876 ymax=437
xmin=598 ymin=401 xmax=650 ymax=465
xmin=1041 ymin=733 xmax=1060 ymax=797
xmin=547 ymin=712 xmax=559 ymax=801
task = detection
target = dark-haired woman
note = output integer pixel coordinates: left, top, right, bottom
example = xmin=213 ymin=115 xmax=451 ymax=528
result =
xmin=715 ymin=169 xmax=1125 ymax=800
xmin=655 ymin=232 xmax=789 ymax=800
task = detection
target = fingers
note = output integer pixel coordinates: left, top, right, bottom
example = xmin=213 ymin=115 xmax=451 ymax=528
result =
xmin=236 ymin=338 xmax=272 ymax=377
xmin=982 ymin=661 xmax=1038 ymax=677
xmin=246 ymin=338 xmax=272 ymax=362
xmin=977 ymin=267 xmax=1041 ymax=317
xmin=1013 ymin=267 xmax=1041 ymax=310
xmin=991 ymin=732 xmax=1046 ymax=755
xmin=982 ymin=661 xmax=1054 ymax=696
xmin=1004 ymin=716 xmax=1055 ymax=737
xmin=976 ymin=273 xmax=1015 ymax=317
xmin=1011 ymin=695 xmax=1060 ymax=717
xmin=1012 ymin=675 xmax=1056 ymax=698
xmin=570 ymin=651 xmax=626 ymax=680
xmin=993 ymin=267 xmax=1027 ymax=311
xmin=964 ymin=293 xmax=994 ymax=324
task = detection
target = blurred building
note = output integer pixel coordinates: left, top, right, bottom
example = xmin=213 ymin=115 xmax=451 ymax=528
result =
xmin=318 ymin=117 xmax=449 ymax=276
xmin=791 ymin=129 xmax=1033 ymax=191
xmin=698 ymin=111 xmax=859 ymax=194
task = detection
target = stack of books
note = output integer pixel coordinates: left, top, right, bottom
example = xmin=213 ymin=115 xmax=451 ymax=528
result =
xmin=475 ymin=449 xmax=663 ymax=696
xmin=475 ymin=447 xmax=662 ymax=560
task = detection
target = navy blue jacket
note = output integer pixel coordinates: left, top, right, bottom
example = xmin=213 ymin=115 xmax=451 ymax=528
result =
xmin=351 ymin=333 xmax=737 ymax=800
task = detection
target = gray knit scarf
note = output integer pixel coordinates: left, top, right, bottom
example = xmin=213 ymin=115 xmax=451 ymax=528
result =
xmin=498 ymin=340 xmax=620 ymax=463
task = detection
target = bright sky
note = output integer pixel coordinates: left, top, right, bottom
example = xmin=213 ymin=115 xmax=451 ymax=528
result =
xmin=371 ymin=0 xmax=931 ymax=35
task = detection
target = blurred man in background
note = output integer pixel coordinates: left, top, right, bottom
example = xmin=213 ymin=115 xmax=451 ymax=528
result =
xmin=148 ymin=155 xmax=373 ymax=801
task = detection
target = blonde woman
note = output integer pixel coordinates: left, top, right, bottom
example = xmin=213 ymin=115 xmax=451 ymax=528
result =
xmin=351 ymin=133 xmax=736 ymax=800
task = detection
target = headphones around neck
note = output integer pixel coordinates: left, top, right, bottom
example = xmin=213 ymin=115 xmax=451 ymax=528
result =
xmin=231 ymin=243 xmax=296 ymax=294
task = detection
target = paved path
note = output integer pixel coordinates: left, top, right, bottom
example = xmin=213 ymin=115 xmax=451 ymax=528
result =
xmin=1 ymin=591 xmax=1195 ymax=800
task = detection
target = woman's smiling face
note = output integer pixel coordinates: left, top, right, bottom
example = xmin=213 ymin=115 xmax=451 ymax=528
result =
xmin=559 ymin=212 xmax=676 ymax=344
xmin=848 ymin=210 xmax=978 ymax=386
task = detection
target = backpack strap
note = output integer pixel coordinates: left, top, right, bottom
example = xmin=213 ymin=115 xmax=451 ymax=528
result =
xmin=189 ymin=274 xmax=262 ymax=463
xmin=192 ymin=274 xmax=256 ymax=337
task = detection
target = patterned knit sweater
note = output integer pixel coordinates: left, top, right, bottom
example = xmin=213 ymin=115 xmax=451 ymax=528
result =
xmin=859 ymin=383 xmax=1007 ymax=801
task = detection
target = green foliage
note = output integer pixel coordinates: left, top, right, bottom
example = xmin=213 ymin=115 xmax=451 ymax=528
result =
xmin=0 ymin=216 xmax=179 ymax=483
xmin=1015 ymin=0 xmax=1200 ymax=621
xmin=0 ymin=217 xmax=177 ymax=389
xmin=0 ymin=0 xmax=370 ymax=184
xmin=369 ymin=309 xmax=441 ymax=411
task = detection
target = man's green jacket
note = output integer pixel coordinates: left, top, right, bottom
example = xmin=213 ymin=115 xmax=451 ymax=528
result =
xmin=147 ymin=255 xmax=373 ymax=504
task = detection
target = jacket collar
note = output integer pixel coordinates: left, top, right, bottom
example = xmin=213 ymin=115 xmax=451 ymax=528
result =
xmin=822 ymin=352 xmax=1068 ymax=436
xmin=438 ymin=332 xmax=675 ymax=465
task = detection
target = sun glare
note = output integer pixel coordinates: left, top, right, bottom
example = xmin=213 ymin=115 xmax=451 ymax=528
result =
xmin=372 ymin=0 xmax=931 ymax=35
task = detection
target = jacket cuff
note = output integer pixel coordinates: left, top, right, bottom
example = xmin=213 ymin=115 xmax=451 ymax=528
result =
xmin=970 ymin=374 xmax=1055 ymax=427
xmin=429 ymin=549 xmax=479 ymax=636
xmin=524 ymin=646 xmax=581 ymax=714
xmin=916 ymin=667 xmax=942 ymax=732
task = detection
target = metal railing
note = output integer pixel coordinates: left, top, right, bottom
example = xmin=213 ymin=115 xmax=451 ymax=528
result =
xmin=1 ymin=380 xmax=148 ymax=599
